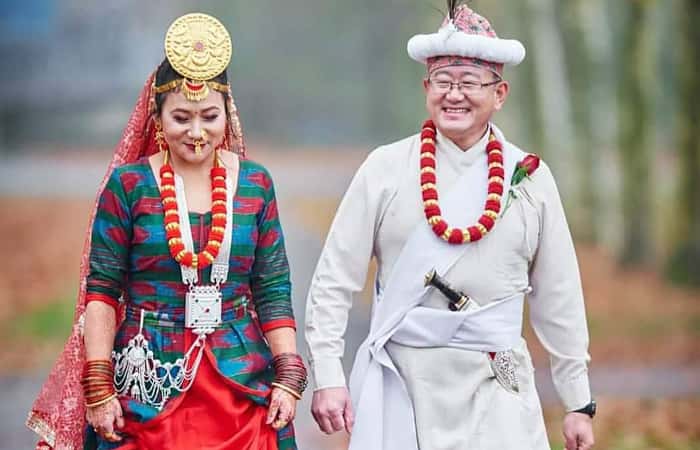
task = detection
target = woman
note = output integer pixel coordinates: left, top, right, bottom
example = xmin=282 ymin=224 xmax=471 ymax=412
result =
xmin=27 ymin=13 xmax=305 ymax=450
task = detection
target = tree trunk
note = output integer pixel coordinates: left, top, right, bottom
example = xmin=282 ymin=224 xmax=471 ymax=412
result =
xmin=665 ymin=0 xmax=700 ymax=286
xmin=617 ymin=0 xmax=653 ymax=266
xmin=556 ymin=0 xmax=600 ymax=242
xmin=506 ymin=0 xmax=547 ymax=157
xmin=525 ymin=0 xmax=578 ymax=208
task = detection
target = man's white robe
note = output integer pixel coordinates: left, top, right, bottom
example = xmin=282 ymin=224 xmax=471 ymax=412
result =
xmin=305 ymin=124 xmax=591 ymax=450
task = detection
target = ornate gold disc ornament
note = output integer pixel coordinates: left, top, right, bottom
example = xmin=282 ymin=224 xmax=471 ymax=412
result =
xmin=155 ymin=13 xmax=233 ymax=102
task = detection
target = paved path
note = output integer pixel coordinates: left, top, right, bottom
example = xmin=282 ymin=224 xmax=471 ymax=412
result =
xmin=5 ymin=365 xmax=700 ymax=449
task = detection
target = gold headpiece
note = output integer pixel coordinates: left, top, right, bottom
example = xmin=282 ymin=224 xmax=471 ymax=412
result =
xmin=154 ymin=13 xmax=233 ymax=102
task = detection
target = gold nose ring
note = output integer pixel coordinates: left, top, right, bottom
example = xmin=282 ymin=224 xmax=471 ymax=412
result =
xmin=193 ymin=139 xmax=203 ymax=155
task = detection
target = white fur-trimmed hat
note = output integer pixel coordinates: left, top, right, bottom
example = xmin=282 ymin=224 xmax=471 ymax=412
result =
xmin=407 ymin=4 xmax=526 ymax=67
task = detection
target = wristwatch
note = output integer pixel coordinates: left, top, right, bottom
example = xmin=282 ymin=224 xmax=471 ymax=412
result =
xmin=572 ymin=399 xmax=596 ymax=418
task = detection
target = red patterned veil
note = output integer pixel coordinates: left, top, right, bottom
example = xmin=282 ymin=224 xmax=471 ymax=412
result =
xmin=26 ymin=72 xmax=247 ymax=450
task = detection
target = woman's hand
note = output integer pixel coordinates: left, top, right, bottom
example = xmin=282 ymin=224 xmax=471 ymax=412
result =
xmin=86 ymin=397 xmax=124 ymax=443
xmin=266 ymin=387 xmax=298 ymax=430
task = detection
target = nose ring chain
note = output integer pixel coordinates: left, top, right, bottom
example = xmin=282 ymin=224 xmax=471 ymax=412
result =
xmin=193 ymin=130 xmax=209 ymax=155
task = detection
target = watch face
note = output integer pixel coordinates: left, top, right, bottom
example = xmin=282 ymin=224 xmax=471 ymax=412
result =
xmin=574 ymin=400 xmax=596 ymax=418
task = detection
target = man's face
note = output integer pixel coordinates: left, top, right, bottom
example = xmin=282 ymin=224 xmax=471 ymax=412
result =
xmin=423 ymin=65 xmax=509 ymax=145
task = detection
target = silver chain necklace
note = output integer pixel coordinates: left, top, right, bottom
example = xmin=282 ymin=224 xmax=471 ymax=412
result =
xmin=112 ymin=169 xmax=234 ymax=410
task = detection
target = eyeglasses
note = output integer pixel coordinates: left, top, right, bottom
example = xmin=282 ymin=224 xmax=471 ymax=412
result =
xmin=428 ymin=77 xmax=502 ymax=96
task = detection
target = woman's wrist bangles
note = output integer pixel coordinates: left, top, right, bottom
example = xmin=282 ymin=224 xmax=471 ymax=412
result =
xmin=271 ymin=353 xmax=308 ymax=400
xmin=81 ymin=359 xmax=117 ymax=408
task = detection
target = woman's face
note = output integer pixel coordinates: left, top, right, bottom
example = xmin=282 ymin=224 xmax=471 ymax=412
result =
xmin=159 ymin=89 xmax=227 ymax=166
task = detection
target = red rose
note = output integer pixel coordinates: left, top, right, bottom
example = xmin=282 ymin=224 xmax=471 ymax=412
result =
xmin=521 ymin=154 xmax=540 ymax=176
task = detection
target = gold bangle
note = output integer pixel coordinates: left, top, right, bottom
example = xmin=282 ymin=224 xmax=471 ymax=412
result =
xmin=81 ymin=376 xmax=113 ymax=381
xmin=85 ymin=393 xmax=117 ymax=408
xmin=270 ymin=382 xmax=302 ymax=400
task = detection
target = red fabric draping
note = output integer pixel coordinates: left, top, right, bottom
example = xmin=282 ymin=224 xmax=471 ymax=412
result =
xmin=116 ymin=332 xmax=278 ymax=450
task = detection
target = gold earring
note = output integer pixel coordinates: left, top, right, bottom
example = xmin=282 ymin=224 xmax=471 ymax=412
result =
xmin=216 ymin=135 xmax=228 ymax=152
xmin=154 ymin=119 xmax=168 ymax=153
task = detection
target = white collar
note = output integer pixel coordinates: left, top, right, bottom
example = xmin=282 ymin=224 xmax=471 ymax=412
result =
xmin=435 ymin=124 xmax=492 ymax=167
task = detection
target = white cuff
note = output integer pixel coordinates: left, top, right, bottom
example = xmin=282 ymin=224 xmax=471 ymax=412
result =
xmin=554 ymin=371 xmax=592 ymax=411
xmin=310 ymin=357 xmax=347 ymax=391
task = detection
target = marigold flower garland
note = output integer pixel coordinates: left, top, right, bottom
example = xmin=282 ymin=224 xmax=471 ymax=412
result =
xmin=420 ymin=119 xmax=505 ymax=244
xmin=159 ymin=151 xmax=227 ymax=269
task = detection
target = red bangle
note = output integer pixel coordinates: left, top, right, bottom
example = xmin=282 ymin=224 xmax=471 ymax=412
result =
xmin=272 ymin=353 xmax=308 ymax=396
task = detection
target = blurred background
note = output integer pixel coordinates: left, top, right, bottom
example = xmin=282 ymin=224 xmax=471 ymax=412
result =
xmin=1 ymin=0 xmax=699 ymax=449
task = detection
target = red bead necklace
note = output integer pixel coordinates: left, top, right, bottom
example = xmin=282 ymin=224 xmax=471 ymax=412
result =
xmin=420 ymin=119 xmax=504 ymax=244
xmin=159 ymin=152 xmax=228 ymax=269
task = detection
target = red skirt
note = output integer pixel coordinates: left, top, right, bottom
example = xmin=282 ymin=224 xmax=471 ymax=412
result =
xmin=116 ymin=335 xmax=278 ymax=450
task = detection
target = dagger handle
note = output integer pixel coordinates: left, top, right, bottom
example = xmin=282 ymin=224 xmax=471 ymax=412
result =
xmin=424 ymin=269 xmax=464 ymax=305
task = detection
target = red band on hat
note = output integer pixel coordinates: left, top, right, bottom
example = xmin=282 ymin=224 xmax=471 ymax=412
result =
xmin=427 ymin=55 xmax=503 ymax=76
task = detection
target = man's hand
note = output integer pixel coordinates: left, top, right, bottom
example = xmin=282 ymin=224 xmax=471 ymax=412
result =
xmin=563 ymin=412 xmax=594 ymax=450
xmin=311 ymin=386 xmax=354 ymax=434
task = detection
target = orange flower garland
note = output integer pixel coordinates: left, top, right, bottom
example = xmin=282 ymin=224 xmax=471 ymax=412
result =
xmin=420 ymin=119 xmax=504 ymax=244
xmin=159 ymin=155 xmax=227 ymax=269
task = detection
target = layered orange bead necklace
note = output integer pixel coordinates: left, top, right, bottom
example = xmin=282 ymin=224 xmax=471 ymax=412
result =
xmin=159 ymin=151 xmax=228 ymax=269
xmin=420 ymin=119 xmax=505 ymax=244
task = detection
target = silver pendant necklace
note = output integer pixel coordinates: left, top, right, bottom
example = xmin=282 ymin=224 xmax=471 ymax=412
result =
xmin=112 ymin=168 xmax=234 ymax=410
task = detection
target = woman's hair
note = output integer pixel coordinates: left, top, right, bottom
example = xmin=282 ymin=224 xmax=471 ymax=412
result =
xmin=154 ymin=58 xmax=229 ymax=113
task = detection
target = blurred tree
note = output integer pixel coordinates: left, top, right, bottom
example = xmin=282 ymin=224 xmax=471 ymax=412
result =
xmin=525 ymin=0 xmax=580 ymax=228
xmin=666 ymin=0 xmax=700 ymax=287
xmin=557 ymin=0 xmax=599 ymax=243
xmin=509 ymin=0 xmax=546 ymax=158
xmin=364 ymin=0 xmax=404 ymax=141
xmin=617 ymin=0 xmax=653 ymax=266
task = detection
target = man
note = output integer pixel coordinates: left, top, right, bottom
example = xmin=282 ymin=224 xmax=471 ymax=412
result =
xmin=305 ymin=4 xmax=595 ymax=450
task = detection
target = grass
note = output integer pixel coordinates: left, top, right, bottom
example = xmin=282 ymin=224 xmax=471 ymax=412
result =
xmin=0 ymin=296 xmax=75 ymax=373
xmin=2 ymin=297 xmax=75 ymax=341
xmin=587 ymin=313 xmax=700 ymax=339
